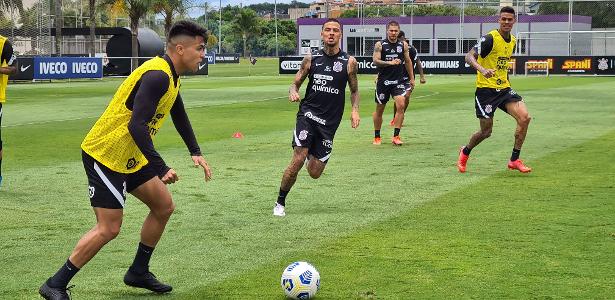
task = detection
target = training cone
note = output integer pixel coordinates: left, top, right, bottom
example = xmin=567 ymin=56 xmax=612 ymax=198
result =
xmin=232 ymin=132 xmax=244 ymax=139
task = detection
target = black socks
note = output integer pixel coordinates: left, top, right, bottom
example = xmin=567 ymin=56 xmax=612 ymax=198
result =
xmin=462 ymin=146 xmax=472 ymax=156
xmin=277 ymin=189 xmax=289 ymax=206
xmin=394 ymin=128 xmax=401 ymax=137
xmin=129 ymin=242 xmax=154 ymax=275
xmin=47 ymin=259 xmax=80 ymax=288
xmin=511 ymin=148 xmax=521 ymax=161
xmin=374 ymin=130 xmax=381 ymax=138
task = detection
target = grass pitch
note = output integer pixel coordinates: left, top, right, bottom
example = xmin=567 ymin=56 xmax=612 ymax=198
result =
xmin=1 ymin=58 xmax=614 ymax=299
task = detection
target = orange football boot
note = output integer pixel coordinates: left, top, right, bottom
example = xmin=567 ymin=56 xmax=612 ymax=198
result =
xmin=508 ymin=159 xmax=532 ymax=173
xmin=392 ymin=136 xmax=403 ymax=146
xmin=457 ymin=146 xmax=469 ymax=173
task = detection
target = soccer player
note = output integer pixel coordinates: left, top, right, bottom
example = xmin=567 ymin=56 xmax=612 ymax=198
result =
xmin=372 ymin=21 xmax=415 ymax=146
xmin=457 ymin=6 xmax=532 ymax=173
xmin=0 ymin=34 xmax=18 ymax=188
xmin=273 ymin=18 xmax=360 ymax=217
xmin=39 ymin=21 xmax=212 ymax=300
xmin=389 ymin=30 xmax=426 ymax=127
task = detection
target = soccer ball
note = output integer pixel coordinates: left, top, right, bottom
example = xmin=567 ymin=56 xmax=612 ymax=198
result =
xmin=280 ymin=261 xmax=320 ymax=299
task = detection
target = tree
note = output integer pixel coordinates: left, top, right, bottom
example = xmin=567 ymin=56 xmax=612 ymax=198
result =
xmin=538 ymin=1 xmax=615 ymax=28
xmin=0 ymin=0 xmax=24 ymax=18
xmin=230 ymin=8 xmax=259 ymax=57
xmin=340 ymin=4 xmax=495 ymax=18
xmin=88 ymin=0 xmax=96 ymax=56
xmin=220 ymin=21 xmax=239 ymax=53
xmin=206 ymin=34 xmax=217 ymax=49
xmin=253 ymin=19 xmax=295 ymax=56
xmin=221 ymin=5 xmax=241 ymax=22
xmin=152 ymin=0 xmax=189 ymax=35
xmin=101 ymin=0 xmax=152 ymax=70
xmin=54 ymin=0 xmax=62 ymax=55
xmin=247 ymin=1 xmax=308 ymax=16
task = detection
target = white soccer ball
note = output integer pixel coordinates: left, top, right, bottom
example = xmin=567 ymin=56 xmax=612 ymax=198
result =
xmin=280 ymin=261 xmax=321 ymax=299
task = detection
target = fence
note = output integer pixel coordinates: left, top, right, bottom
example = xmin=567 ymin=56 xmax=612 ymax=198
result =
xmin=304 ymin=0 xmax=615 ymax=57
xmin=3 ymin=0 xmax=614 ymax=58
xmin=1 ymin=0 xmax=53 ymax=56
xmin=1 ymin=0 xmax=135 ymax=56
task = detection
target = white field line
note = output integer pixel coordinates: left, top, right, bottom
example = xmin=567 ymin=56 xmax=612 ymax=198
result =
xmin=3 ymin=92 xmax=441 ymax=128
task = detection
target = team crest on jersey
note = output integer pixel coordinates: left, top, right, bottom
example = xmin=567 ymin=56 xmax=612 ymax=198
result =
xmin=333 ymin=61 xmax=343 ymax=72
xmin=126 ymin=158 xmax=138 ymax=169
xmin=598 ymin=58 xmax=608 ymax=71
xmin=298 ymin=130 xmax=308 ymax=140
xmin=397 ymin=46 xmax=402 ymax=53
xmin=485 ymin=104 xmax=493 ymax=114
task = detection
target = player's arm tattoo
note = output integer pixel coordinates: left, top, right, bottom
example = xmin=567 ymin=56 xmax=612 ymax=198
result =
xmin=403 ymin=42 xmax=415 ymax=79
xmin=348 ymin=57 xmax=360 ymax=110
xmin=372 ymin=42 xmax=389 ymax=68
xmin=465 ymin=48 xmax=483 ymax=72
xmin=416 ymin=57 xmax=425 ymax=76
xmin=289 ymin=54 xmax=311 ymax=94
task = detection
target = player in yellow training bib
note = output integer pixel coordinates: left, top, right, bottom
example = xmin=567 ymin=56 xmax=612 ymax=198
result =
xmin=40 ymin=21 xmax=212 ymax=299
xmin=457 ymin=6 xmax=533 ymax=174
xmin=0 ymin=35 xmax=18 ymax=188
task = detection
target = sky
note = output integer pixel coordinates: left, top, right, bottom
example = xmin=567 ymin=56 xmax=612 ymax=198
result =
xmin=192 ymin=0 xmax=311 ymax=8
xmin=187 ymin=0 xmax=311 ymax=18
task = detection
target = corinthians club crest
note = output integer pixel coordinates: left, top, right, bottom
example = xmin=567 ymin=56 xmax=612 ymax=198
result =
xmin=598 ymin=58 xmax=609 ymax=71
xmin=333 ymin=61 xmax=343 ymax=72
xmin=298 ymin=130 xmax=308 ymax=140
xmin=485 ymin=104 xmax=493 ymax=114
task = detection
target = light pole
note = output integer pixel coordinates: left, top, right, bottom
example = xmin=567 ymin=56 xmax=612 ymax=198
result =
xmin=410 ymin=1 xmax=413 ymax=46
xmin=204 ymin=1 xmax=208 ymax=27
xmin=219 ymin=0 xmax=222 ymax=53
xmin=459 ymin=0 xmax=464 ymax=55
xmin=275 ymin=0 xmax=278 ymax=57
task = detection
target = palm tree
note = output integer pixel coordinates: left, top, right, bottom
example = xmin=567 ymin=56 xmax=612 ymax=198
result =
xmin=88 ymin=0 xmax=96 ymax=56
xmin=0 ymin=0 xmax=24 ymax=17
xmin=101 ymin=0 xmax=152 ymax=70
xmin=231 ymin=8 xmax=259 ymax=58
xmin=152 ymin=0 xmax=188 ymax=35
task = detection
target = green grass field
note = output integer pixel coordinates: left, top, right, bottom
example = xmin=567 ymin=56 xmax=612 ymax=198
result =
xmin=1 ymin=58 xmax=614 ymax=299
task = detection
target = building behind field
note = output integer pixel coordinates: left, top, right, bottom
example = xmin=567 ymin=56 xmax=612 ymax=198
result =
xmin=296 ymin=15 xmax=597 ymax=56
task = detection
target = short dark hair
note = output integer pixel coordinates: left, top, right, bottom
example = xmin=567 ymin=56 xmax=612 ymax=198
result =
xmin=322 ymin=18 xmax=341 ymax=30
xmin=500 ymin=6 xmax=515 ymax=15
xmin=398 ymin=30 xmax=405 ymax=39
xmin=386 ymin=20 xmax=400 ymax=29
xmin=168 ymin=20 xmax=208 ymax=43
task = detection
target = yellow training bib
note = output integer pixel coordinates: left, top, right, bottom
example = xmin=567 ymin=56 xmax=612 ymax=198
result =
xmin=0 ymin=35 xmax=9 ymax=103
xmin=81 ymin=57 xmax=180 ymax=173
xmin=476 ymin=30 xmax=516 ymax=89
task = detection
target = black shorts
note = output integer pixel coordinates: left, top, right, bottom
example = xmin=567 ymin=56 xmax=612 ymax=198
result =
xmin=403 ymin=80 xmax=414 ymax=94
xmin=375 ymin=80 xmax=406 ymax=104
xmin=291 ymin=116 xmax=335 ymax=163
xmin=474 ymin=87 xmax=523 ymax=119
xmin=82 ymin=151 xmax=157 ymax=209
